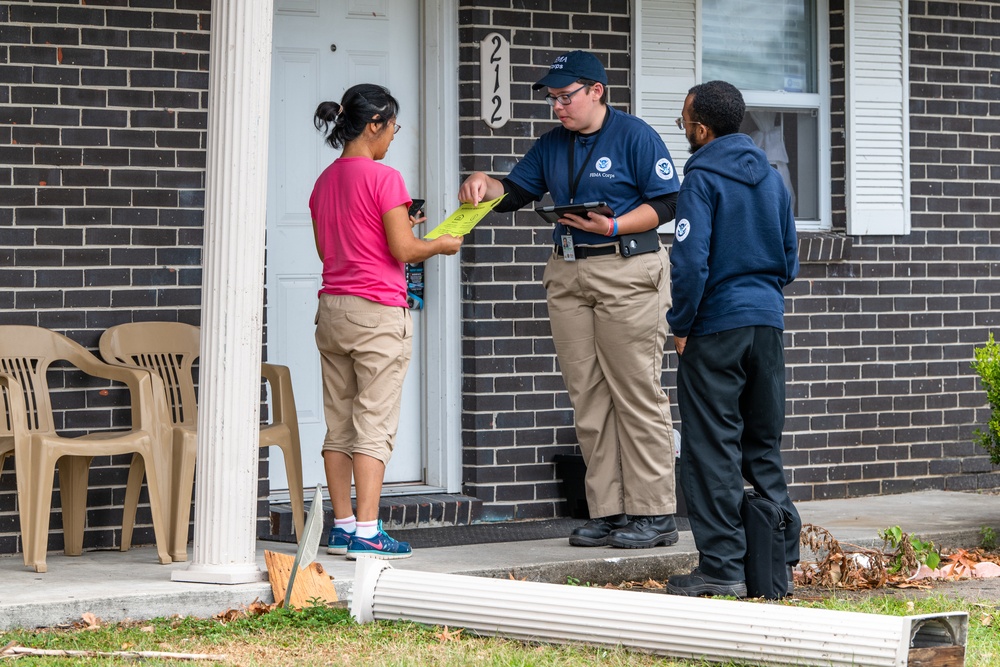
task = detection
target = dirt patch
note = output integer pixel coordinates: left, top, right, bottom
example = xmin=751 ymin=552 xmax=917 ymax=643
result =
xmin=616 ymin=532 xmax=1000 ymax=604
xmin=613 ymin=575 xmax=1000 ymax=605
xmin=791 ymin=577 xmax=1000 ymax=604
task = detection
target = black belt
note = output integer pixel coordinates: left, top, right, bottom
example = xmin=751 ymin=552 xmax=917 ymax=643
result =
xmin=554 ymin=244 xmax=619 ymax=259
xmin=554 ymin=228 xmax=661 ymax=259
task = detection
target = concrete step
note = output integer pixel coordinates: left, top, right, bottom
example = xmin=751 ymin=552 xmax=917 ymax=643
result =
xmin=262 ymin=493 xmax=484 ymax=543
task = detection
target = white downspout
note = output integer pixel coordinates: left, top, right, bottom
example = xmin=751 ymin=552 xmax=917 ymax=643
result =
xmin=351 ymin=559 xmax=967 ymax=667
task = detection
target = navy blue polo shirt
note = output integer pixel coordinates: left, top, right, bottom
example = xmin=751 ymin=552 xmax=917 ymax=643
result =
xmin=507 ymin=106 xmax=680 ymax=246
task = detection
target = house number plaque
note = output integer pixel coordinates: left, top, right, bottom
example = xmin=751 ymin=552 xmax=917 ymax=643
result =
xmin=480 ymin=32 xmax=510 ymax=129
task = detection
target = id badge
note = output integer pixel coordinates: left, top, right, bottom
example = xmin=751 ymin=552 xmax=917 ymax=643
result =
xmin=560 ymin=234 xmax=576 ymax=261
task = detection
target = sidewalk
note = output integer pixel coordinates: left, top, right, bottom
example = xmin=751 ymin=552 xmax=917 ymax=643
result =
xmin=1 ymin=489 xmax=997 ymax=631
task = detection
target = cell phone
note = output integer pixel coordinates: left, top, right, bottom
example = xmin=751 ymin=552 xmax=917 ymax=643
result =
xmin=534 ymin=201 xmax=615 ymax=225
xmin=408 ymin=199 xmax=425 ymax=217
xmin=619 ymin=229 xmax=661 ymax=257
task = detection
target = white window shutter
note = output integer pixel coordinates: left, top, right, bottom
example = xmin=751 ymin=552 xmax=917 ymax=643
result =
xmin=635 ymin=0 xmax=697 ymax=181
xmin=845 ymin=0 xmax=910 ymax=235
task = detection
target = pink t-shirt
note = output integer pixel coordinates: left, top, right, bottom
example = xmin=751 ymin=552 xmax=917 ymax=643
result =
xmin=309 ymin=156 xmax=412 ymax=308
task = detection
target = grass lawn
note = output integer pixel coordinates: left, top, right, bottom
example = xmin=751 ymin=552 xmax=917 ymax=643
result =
xmin=1 ymin=593 xmax=997 ymax=666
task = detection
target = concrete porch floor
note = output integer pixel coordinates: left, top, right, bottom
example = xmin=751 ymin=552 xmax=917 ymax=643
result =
xmin=1 ymin=489 xmax=998 ymax=631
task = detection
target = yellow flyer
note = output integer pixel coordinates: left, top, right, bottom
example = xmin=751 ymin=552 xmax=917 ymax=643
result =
xmin=424 ymin=195 xmax=506 ymax=239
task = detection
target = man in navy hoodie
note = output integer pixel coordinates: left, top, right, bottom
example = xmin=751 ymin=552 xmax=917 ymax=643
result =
xmin=665 ymin=81 xmax=801 ymax=598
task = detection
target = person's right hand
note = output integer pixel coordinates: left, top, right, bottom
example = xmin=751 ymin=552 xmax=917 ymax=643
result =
xmin=673 ymin=335 xmax=687 ymax=356
xmin=436 ymin=234 xmax=464 ymax=256
xmin=458 ymin=172 xmax=491 ymax=207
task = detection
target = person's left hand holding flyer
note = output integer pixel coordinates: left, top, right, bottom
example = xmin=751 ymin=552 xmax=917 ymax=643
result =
xmin=424 ymin=195 xmax=506 ymax=239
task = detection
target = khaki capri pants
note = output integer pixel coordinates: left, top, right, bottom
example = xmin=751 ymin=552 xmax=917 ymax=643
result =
xmin=315 ymin=293 xmax=413 ymax=465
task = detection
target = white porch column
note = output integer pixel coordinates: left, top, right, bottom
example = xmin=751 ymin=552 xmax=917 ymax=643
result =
xmin=172 ymin=0 xmax=274 ymax=585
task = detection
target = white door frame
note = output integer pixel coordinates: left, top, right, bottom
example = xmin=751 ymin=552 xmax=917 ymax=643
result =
xmin=419 ymin=0 xmax=462 ymax=493
xmin=266 ymin=1 xmax=462 ymax=499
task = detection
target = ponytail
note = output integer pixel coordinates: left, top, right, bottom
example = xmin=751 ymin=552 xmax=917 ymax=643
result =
xmin=314 ymin=84 xmax=400 ymax=149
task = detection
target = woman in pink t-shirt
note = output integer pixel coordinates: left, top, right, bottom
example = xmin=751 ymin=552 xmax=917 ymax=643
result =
xmin=309 ymin=84 xmax=462 ymax=560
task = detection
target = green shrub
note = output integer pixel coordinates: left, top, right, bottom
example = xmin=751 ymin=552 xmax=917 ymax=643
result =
xmin=879 ymin=525 xmax=940 ymax=574
xmin=971 ymin=333 xmax=1000 ymax=465
xmin=980 ymin=525 xmax=997 ymax=551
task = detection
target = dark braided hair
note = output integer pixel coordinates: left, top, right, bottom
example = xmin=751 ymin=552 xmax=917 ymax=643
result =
xmin=314 ymin=83 xmax=400 ymax=149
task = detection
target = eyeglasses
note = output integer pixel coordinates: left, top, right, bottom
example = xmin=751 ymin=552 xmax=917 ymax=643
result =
xmin=373 ymin=118 xmax=403 ymax=134
xmin=544 ymin=84 xmax=588 ymax=107
xmin=675 ymin=118 xmax=703 ymax=131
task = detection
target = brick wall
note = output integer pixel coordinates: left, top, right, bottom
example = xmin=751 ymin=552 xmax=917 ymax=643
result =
xmin=0 ymin=0 xmax=270 ymax=555
xmin=1 ymin=0 xmax=998 ymax=552
xmin=782 ymin=0 xmax=1000 ymax=501
xmin=458 ymin=0 xmax=1000 ymax=522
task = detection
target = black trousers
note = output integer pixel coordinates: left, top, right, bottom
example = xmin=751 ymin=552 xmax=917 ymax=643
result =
xmin=677 ymin=326 xmax=801 ymax=581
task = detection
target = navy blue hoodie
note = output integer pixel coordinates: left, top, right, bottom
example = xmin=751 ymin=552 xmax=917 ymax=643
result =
xmin=666 ymin=133 xmax=798 ymax=338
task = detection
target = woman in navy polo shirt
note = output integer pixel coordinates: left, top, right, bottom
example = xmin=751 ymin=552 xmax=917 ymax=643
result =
xmin=459 ymin=50 xmax=682 ymax=550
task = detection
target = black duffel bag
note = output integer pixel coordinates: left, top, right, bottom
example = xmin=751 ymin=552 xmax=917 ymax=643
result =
xmin=741 ymin=490 xmax=790 ymax=599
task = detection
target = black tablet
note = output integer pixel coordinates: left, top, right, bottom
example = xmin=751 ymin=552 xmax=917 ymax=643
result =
xmin=535 ymin=201 xmax=614 ymax=225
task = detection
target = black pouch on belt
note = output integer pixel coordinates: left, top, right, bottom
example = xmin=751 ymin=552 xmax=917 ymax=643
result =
xmin=619 ymin=228 xmax=660 ymax=257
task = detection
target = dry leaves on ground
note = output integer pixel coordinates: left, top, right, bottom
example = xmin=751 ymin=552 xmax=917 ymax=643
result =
xmin=213 ymin=598 xmax=280 ymax=623
xmin=612 ymin=524 xmax=1000 ymax=595
xmin=799 ymin=523 xmax=1000 ymax=591
xmin=435 ymin=626 xmax=464 ymax=643
xmin=613 ymin=579 xmax=667 ymax=591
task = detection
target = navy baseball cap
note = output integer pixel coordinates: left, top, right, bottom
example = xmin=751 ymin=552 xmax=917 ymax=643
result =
xmin=532 ymin=50 xmax=608 ymax=91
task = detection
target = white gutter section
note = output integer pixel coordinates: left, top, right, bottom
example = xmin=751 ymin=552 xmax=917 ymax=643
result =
xmin=351 ymin=559 xmax=967 ymax=667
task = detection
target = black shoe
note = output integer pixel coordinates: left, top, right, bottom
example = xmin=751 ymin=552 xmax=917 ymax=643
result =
xmin=607 ymin=515 xmax=679 ymax=549
xmin=568 ymin=514 xmax=629 ymax=547
xmin=667 ymin=567 xmax=747 ymax=598
xmin=786 ymin=565 xmax=795 ymax=597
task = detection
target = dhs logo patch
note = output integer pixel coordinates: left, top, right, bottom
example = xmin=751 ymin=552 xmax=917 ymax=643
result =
xmin=595 ymin=156 xmax=612 ymax=173
xmin=656 ymin=158 xmax=674 ymax=180
xmin=675 ymin=218 xmax=690 ymax=242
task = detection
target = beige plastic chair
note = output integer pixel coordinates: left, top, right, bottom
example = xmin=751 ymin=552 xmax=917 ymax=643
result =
xmin=0 ymin=378 xmax=18 ymax=515
xmin=99 ymin=322 xmax=305 ymax=560
xmin=0 ymin=325 xmax=173 ymax=572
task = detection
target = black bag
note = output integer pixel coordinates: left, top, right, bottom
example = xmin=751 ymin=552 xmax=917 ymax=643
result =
xmin=741 ymin=490 xmax=789 ymax=599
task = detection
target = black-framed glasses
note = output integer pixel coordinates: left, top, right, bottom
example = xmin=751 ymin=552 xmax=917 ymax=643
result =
xmin=391 ymin=121 xmax=402 ymax=135
xmin=544 ymin=84 xmax=588 ymax=107
xmin=675 ymin=117 xmax=703 ymax=131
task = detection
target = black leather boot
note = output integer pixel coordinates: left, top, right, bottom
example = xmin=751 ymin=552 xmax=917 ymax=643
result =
xmin=607 ymin=514 xmax=679 ymax=548
xmin=667 ymin=567 xmax=747 ymax=598
xmin=568 ymin=513 xmax=629 ymax=547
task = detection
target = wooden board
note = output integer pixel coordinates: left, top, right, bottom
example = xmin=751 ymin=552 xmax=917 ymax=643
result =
xmin=908 ymin=645 xmax=965 ymax=667
xmin=264 ymin=550 xmax=338 ymax=609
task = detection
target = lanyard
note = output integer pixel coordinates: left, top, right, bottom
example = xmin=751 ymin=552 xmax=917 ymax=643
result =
xmin=566 ymin=106 xmax=610 ymax=203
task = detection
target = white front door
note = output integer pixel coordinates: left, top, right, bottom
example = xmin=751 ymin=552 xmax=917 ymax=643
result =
xmin=267 ymin=0 xmax=424 ymax=494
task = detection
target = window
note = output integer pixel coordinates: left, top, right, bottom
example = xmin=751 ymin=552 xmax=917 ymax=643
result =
xmin=702 ymin=0 xmax=825 ymax=227
xmin=739 ymin=109 xmax=820 ymax=221
xmin=635 ymin=0 xmax=831 ymax=231
xmin=702 ymin=0 xmax=816 ymax=94
xmin=637 ymin=0 xmax=910 ymax=235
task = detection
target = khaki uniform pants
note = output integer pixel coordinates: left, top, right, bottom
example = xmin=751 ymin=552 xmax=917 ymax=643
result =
xmin=315 ymin=294 xmax=413 ymax=465
xmin=543 ymin=246 xmax=676 ymax=518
